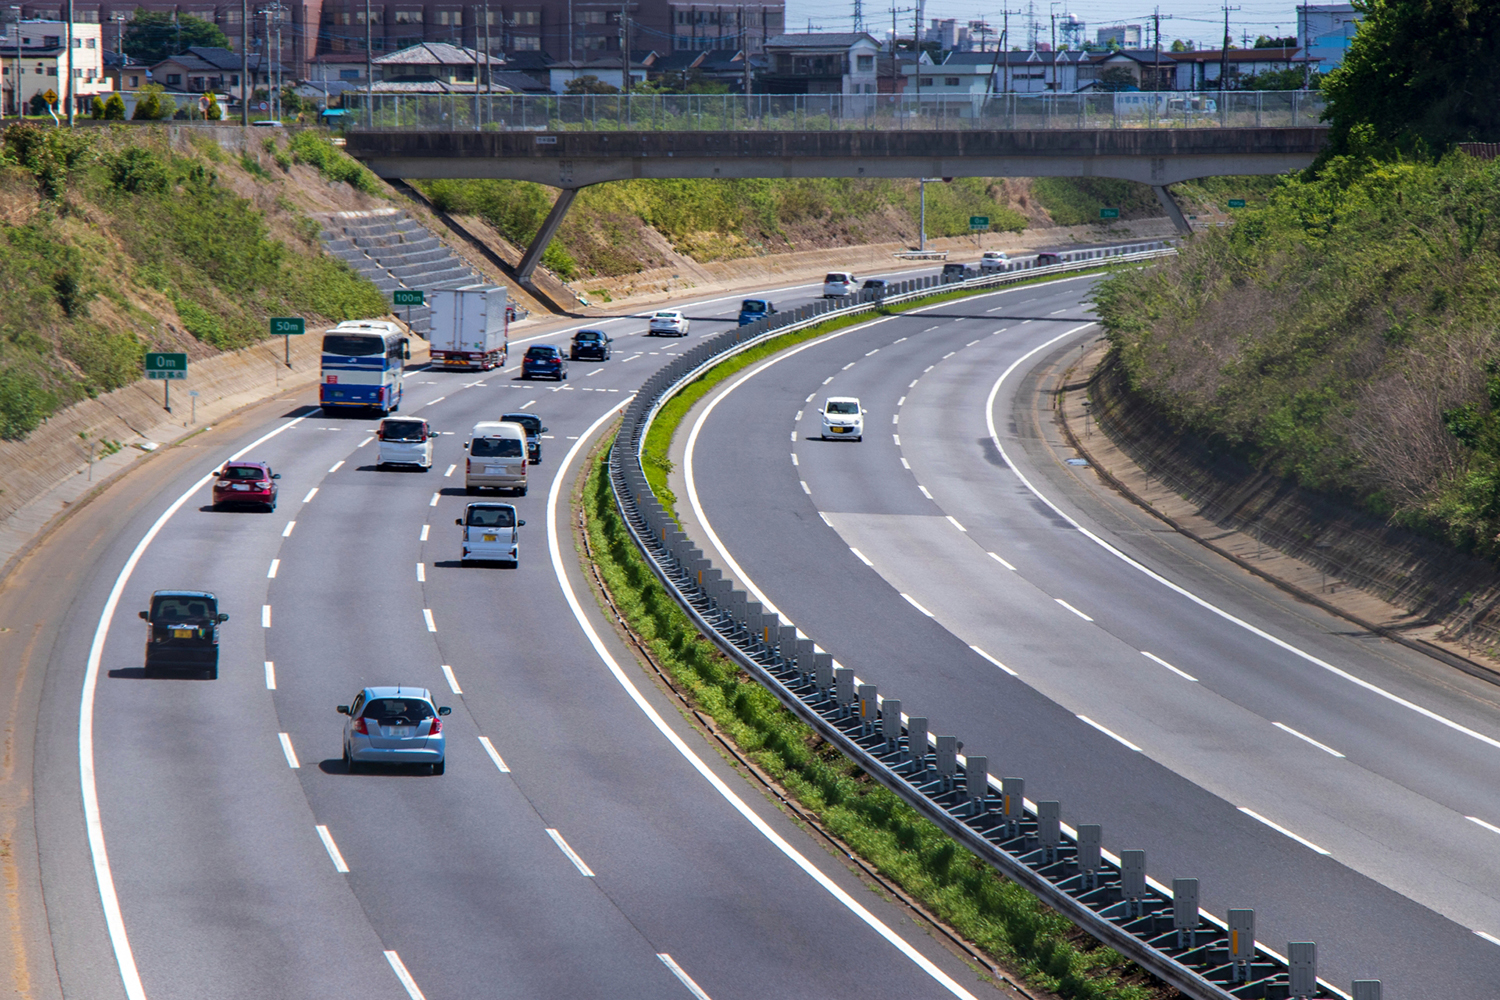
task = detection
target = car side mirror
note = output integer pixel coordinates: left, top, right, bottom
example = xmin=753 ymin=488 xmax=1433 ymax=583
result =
xmin=272 ymin=473 xmax=281 ymax=479
xmin=403 ymin=349 xmax=411 ymax=360
xmin=138 ymin=611 xmax=148 ymax=620
xmin=518 ymin=519 xmax=526 ymax=526
xmin=217 ymin=613 xmax=229 ymax=623
xmin=337 ymin=705 xmax=349 ymax=715
xmin=540 ymin=427 xmax=548 ymax=433
xmin=438 ymin=706 xmax=452 ymax=716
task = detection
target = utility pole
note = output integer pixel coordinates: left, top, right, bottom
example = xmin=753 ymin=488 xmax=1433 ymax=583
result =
xmin=1048 ymin=0 xmax=1057 ymax=91
xmin=364 ymin=0 xmax=372 ymax=126
xmin=471 ymin=5 xmax=481 ymax=125
xmin=1220 ymin=4 xmax=1238 ymax=93
xmin=619 ymin=0 xmax=630 ymax=91
xmin=64 ymin=0 xmax=72 ymax=125
xmin=1150 ymin=8 xmax=1172 ymax=90
xmin=740 ymin=4 xmax=750 ymax=95
xmin=241 ymin=0 xmax=250 ymax=124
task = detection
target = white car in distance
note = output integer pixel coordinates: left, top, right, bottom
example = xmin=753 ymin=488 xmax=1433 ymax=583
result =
xmin=822 ymin=272 xmax=858 ymax=297
xmin=375 ymin=417 xmax=435 ymax=470
xmin=648 ymin=310 xmax=690 ymax=337
xmin=821 ymin=397 xmax=864 ymax=441
xmin=979 ymin=250 xmax=1011 ymax=273
xmin=457 ymin=502 xmax=523 ymax=566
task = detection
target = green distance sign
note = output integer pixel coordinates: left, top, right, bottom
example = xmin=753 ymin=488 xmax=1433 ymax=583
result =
xmin=144 ymin=352 xmax=187 ymax=379
xmin=270 ymin=317 xmax=306 ymax=336
xmin=1099 ymin=207 xmax=1121 ymax=219
xmin=1228 ymin=198 xmax=1247 ymax=208
xmin=393 ymin=289 xmax=425 ymax=306
xmin=968 ymin=216 xmax=989 ymax=230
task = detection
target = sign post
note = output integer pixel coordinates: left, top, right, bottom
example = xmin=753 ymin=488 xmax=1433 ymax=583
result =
xmin=393 ymin=289 xmax=424 ymax=330
xmin=145 ymin=352 xmax=188 ymax=412
xmin=189 ymin=389 xmax=200 ymax=425
xmin=1099 ymin=207 xmax=1121 ymax=219
xmin=968 ymin=216 xmax=989 ymax=251
xmin=270 ymin=317 xmax=305 ymax=366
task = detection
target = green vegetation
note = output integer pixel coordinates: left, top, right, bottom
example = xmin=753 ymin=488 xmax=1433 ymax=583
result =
xmin=131 ymin=85 xmax=176 ymax=122
xmin=0 ymin=124 xmax=385 ymax=439
xmin=123 ymin=8 xmax=230 ymax=64
xmin=285 ymin=131 xmax=384 ymax=195
xmin=582 ymin=448 xmax=1153 ymax=999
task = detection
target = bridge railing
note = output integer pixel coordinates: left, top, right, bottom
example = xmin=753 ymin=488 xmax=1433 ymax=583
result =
xmin=343 ymin=89 xmax=1325 ymax=132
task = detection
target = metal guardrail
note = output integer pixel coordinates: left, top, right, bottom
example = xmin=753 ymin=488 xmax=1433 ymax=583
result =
xmin=344 ymin=90 xmax=1325 ymax=133
xmin=606 ymin=246 xmax=1374 ymax=1000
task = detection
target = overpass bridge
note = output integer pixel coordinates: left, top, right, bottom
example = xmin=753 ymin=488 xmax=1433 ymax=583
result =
xmin=342 ymin=92 xmax=1328 ymax=281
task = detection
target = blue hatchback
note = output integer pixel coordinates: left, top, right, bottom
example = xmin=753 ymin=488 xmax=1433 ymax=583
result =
xmin=738 ymin=298 xmax=776 ymax=325
xmin=522 ymin=344 xmax=568 ymax=380
xmin=339 ymin=686 xmax=452 ymax=774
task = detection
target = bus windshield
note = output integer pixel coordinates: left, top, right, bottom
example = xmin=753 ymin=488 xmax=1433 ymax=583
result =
xmin=323 ymin=334 xmax=385 ymax=357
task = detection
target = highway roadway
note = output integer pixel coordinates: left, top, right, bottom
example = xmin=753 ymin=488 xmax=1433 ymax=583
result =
xmin=19 ymin=267 xmax=1007 ymax=1000
xmin=681 ymin=274 xmax=1500 ymax=1000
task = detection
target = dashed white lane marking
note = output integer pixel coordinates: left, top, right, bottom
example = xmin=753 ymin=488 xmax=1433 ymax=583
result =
xmin=791 ymin=454 xmax=799 ymax=466
xmin=444 ymin=464 xmax=456 ymax=477
xmin=261 ymin=605 xmax=271 ymax=628
xmin=805 ymin=392 xmax=816 ymax=403
xmin=267 ymin=559 xmax=279 ymax=579
xmin=301 ymin=487 xmax=318 ymax=503
xmin=923 ymin=325 xmax=938 ymax=332
xmin=800 ymin=481 xmax=812 ymax=495
xmin=1078 ymin=715 xmax=1143 ymax=752
xmin=946 ymin=515 xmax=966 ymax=533
xmin=429 ymin=493 xmax=440 ymax=507
xmin=923 ymin=365 xmax=934 ymax=372
xmin=1238 ymin=807 xmax=1330 ymax=855
xmin=819 ymin=512 xmax=833 ymax=527
xmin=893 ymin=434 xmax=901 ymax=446
xmin=478 ymin=736 xmax=510 ymax=772
xmin=822 ymin=376 xmax=834 ymax=385
xmin=897 ymin=396 xmax=906 ymax=406
xmin=791 ymin=431 xmax=798 ymax=442
xmin=942 ymin=351 xmax=956 ymax=359
xmin=358 ymin=436 xmax=373 ymax=447
xmin=1273 ymin=721 xmax=1345 ymax=758
xmin=420 ymin=524 xmax=430 ymax=542
xmin=282 ymin=521 xmax=296 ymax=537
xmin=967 ymin=339 xmax=981 ymax=347
xmin=893 ymin=337 xmax=908 ymax=344
xmin=1020 ymin=319 xmax=1032 ymax=325
xmin=416 ymin=563 xmax=426 ymax=583
xmin=1142 ymin=651 xmax=1197 ymax=682
xmin=426 ymin=396 xmax=447 ymax=407
xmin=586 ymin=369 xmax=602 ymax=377
xmin=795 ymin=410 xmax=803 ymax=421
xmin=328 ymin=460 xmax=344 ymax=473
xmin=970 ymin=645 xmax=1019 ymax=677
xmin=1050 ymin=308 xmax=1068 ymax=315
xmin=658 ymin=955 xmax=713 ymax=1000
xmin=901 ymin=593 xmax=935 ymax=617
xmin=900 ymin=457 xmax=911 ymax=469
xmin=987 ymin=551 xmax=1016 ymax=571
xmin=547 ymin=829 xmax=596 ymax=876
xmin=316 ymin=825 xmax=350 ymax=873
xmin=440 ymin=663 xmax=462 ymax=694
xmin=1475 ymin=931 xmax=1500 ymax=948
xmin=384 ymin=951 xmax=426 ymax=1000
xmin=1468 ymin=815 xmax=1500 ymax=837
xmin=1055 ymin=599 xmax=1093 ymax=622
xmin=908 ymin=379 xmax=919 ymax=388
xmin=865 ymin=349 xmax=879 ymax=356
xmin=891 ymin=414 xmax=899 ymax=425
xmin=264 ymin=661 xmax=276 ymax=689
xmin=423 ymin=608 xmax=437 ymax=632
xmin=917 ymin=484 xmax=932 ymax=499
xmin=850 ymin=547 xmax=874 ymax=567
xmin=278 ymin=732 xmax=300 ymax=768
xmin=520 ymin=399 xmax=537 ymax=409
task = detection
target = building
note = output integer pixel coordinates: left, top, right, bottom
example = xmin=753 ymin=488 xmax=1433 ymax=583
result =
xmin=1167 ymin=46 xmax=1308 ymax=89
xmin=922 ymin=18 xmax=966 ymax=52
xmin=102 ymin=47 xmax=147 ymax=91
xmin=1297 ymin=3 xmax=1360 ymax=73
xmin=148 ymin=45 xmax=271 ymax=104
xmin=1076 ymin=48 xmax=1178 ymax=91
xmin=669 ymin=4 xmax=781 ymax=54
xmin=546 ymin=50 xmax=653 ymax=91
xmin=989 ymin=49 xmax=1082 ymax=93
xmin=0 ymin=18 xmax=112 ymax=115
xmin=760 ymin=32 xmax=878 ymax=95
xmin=1094 ymin=23 xmax=1141 ymax=48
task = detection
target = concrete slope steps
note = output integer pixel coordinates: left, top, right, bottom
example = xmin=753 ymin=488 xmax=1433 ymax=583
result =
xmin=317 ymin=209 xmax=484 ymax=337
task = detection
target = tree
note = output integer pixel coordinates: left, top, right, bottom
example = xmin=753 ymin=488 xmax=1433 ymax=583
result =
xmin=1242 ymin=67 xmax=1316 ymax=90
xmin=1253 ymin=34 xmax=1297 ymax=48
xmin=203 ymin=91 xmax=222 ymax=120
xmin=90 ymin=96 xmax=107 ymax=119
xmin=564 ymin=74 xmax=619 ymax=95
xmin=131 ymin=83 xmax=175 ymax=120
xmin=123 ymin=8 xmax=230 ymax=64
xmin=1322 ymin=0 xmax=1500 ymax=156
xmin=1170 ymin=39 xmax=1194 ymax=52
xmin=102 ymin=93 xmax=128 ymax=120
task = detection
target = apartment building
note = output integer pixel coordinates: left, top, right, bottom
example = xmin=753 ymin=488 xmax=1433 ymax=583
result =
xmin=0 ymin=18 xmax=112 ymax=115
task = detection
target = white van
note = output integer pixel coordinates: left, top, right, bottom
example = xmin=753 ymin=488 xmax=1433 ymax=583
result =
xmin=465 ymin=421 xmax=528 ymax=496
xmin=456 ymin=502 xmax=524 ymax=566
xmin=375 ymin=417 xmax=434 ymax=470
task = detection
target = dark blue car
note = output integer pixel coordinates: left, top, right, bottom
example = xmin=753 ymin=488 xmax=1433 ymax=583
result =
xmin=521 ymin=344 xmax=568 ymax=381
xmin=737 ymin=298 xmax=777 ymax=326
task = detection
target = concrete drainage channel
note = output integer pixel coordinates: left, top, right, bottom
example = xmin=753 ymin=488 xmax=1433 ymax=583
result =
xmin=608 ymin=249 xmax=1376 ymax=1000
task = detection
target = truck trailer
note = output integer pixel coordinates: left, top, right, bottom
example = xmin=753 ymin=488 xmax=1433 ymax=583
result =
xmin=429 ymin=285 xmax=509 ymax=370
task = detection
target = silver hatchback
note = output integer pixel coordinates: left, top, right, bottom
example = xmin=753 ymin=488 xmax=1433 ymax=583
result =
xmin=338 ymin=686 xmax=451 ymax=774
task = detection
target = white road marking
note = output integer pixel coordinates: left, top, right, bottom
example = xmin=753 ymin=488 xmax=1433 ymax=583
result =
xmin=1077 ymin=715 xmax=1142 ymax=752
xmin=865 ymin=349 xmax=879 ymax=356
xmin=586 ymin=369 xmax=602 ymax=376
xmin=946 ymin=515 xmax=966 ymax=533
xmin=478 ymin=736 xmax=510 ymax=772
xmin=423 ymin=609 xmax=436 ymax=632
xmin=995 ymin=327 xmax=1007 ymax=333
xmin=893 ymin=337 xmax=908 ymax=344
xmin=278 ymin=732 xmax=300 ymax=768
xmin=416 ymin=563 xmax=426 ymax=583
xmin=967 ymin=339 xmax=981 ymax=346
xmin=897 ymin=396 xmax=906 ymax=406
xmin=791 ymin=431 xmax=798 ymax=442
xmin=970 ymin=645 xmax=1019 ymax=676
xmin=900 ymin=457 xmax=911 ymax=469
xmin=420 ymin=524 xmax=430 ymax=542
xmin=1055 ymin=599 xmax=1093 ymax=622
xmin=1141 ymin=650 xmax=1196 ymax=682
xmin=806 ymin=392 xmax=816 ymax=403
xmin=262 ymin=605 xmax=271 ymax=628
xmin=1238 ymin=807 xmax=1330 ymax=855
xmin=800 ymin=480 xmax=811 ymax=494
xmin=1273 ymin=721 xmax=1345 ymax=758
xmin=328 ymin=460 xmax=344 ymax=473
xmin=444 ymin=464 xmax=456 ymax=477
xmin=822 ymin=376 xmax=834 ymax=385
xmin=901 ymin=593 xmax=935 ymax=617
xmin=987 ymin=551 xmax=1016 ymax=571
xmin=924 ymin=365 xmax=934 ymax=372
xmin=429 ymin=493 xmax=440 ymax=507
xmin=547 ymin=828 xmax=596 ymax=876
xmin=316 ymin=825 xmax=350 ymax=873
xmin=942 ymin=351 xmax=956 ymax=359
xmin=908 ymin=379 xmax=918 ymax=388
xmin=795 ymin=410 xmax=803 ymax=421
xmin=264 ymin=661 xmax=276 ymax=689
xmin=282 ymin=521 xmax=296 ymax=537
xmin=819 ymin=512 xmax=833 ymax=527
xmin=1467 ymin=816 xmax=1500 ymax=837
xmin=358 ymin=436 xmax=373 ymax=447
xmin=791 ymin=454 xmax=799 ymax=466
xmin=917 ymin=484 xmax=932 ymax=499
xmin=384 ymin=951 xmax=426 ymax=1000
xmin=891 ymin=414 xmax=899 ymax=425
xmin=850 ymin=547 xmax=874 ymax=567
xmin=1476 ymin=931 xmax=1500 ymax=948
xmin=1050 ymin=308 xmax=1067 ymax=315
xmin=440 ymin=663 xmax=462 ymax=693
xmin=1020 ymin=319 xmax=1032 ymax=324
xmin=658 ymin=954 xmax=713 ymax=1000
xmin=893 ymin=434 xmax=901 ymax=446
xmin=923 ymin=325 xmax=938 ymax=332
xmin=521 ymin=399 xmax=536 ymax=409
xmin=301 ymin=487 xmax=318 ymax=503
xmin=267 ymin=559 xmax=279 ymax=578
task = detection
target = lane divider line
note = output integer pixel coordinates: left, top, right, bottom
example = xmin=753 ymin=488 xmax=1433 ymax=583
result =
xmin=357 ymin=436 xmax=373 ymax=447
xmin=850 ymin=547 xmax=874 ymax=567
xmin=546 ymin=828 xmax=596 ymax=876
xmin=267 ymin=559 xmax=279 ymax=579
xmin=478 ymin=736 xmax=510 ymax=772
xmin=900 ymin=458 xmax=911 ymax=469
xmin=428 ymin=493 xmax=440 ymax=507
xmin=384 ymin=951 xmax=426 ymax=1000
xmin=969 ymin=645 xmax=1019 ymax=677
xmin=278 ymin=732 xmax=300 ymax=769
xmin=1077 ymin=715 xmax=1143 ymax=752
xmin=658 ymin=954 xmax=713 ymax=1000
xmin=265 ymin=661 xmax=276 ymax=690
xmin=423 ymin=609 xmax=437 ymax=632
xmin=987 ymin=551 xmax=1016 ymax=571
xmin=328 ymin=460 xmax=344 ymax=473
xmin=281 ymin=521 xmax=296 ymax=538
xmin=444 ymin=464 xmax=456 ymax=477
xmin=1141 ymin=651 xmax=1197 ymax=682
xmin=1476 ymin=931 xmax=1500 ymax=948
xmin=315 ymin=825 xmax=349 ymax=872
xmin=1237 ymin=807 xmax=1331 ymax=855
xmin=901 ymin=593 xmax=935 ymax=617
xmin=1272 ymin=722 xmax=1345 ymax=758
xmin=416 ymin=563 xmax=426 ymax=583
xmin=1467 ymin=815 xmax=1500 ymax=836
xmin=440 ymin=664 xmax=462 ymax=694
xmin=420 ymin=524 xmax=430 ymax=542
xmin=800 ymin=481 xmax=811 ymax=495
xmin=262 ymin=605 xmax=271 ymax=628
xmin=917 ymin=484 xmax=931 ymax=499
xmin=302 ymin=487 xmax=318 ymax=503
xmin=946 ymin=515 xmax=966 ymax=533
xmin=1055 ymin=599 xmax=1093 ymax=622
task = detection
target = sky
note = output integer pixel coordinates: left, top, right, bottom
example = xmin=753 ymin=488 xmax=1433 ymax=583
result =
xmin=783 ymin=0 xmax=1310 ymax=50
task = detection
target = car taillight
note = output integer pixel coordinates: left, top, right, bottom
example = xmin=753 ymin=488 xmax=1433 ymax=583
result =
xmin=428 ymin=717 xmax=442 ymax=736
xmin=352 ymin=717 xmax=368 ymax=735
xmin=466 ymin=458 xmax=471 ymax=473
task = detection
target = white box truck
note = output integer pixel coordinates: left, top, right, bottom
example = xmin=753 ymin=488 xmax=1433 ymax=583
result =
xmin=429 ymin=284 xmax=509 ymax=370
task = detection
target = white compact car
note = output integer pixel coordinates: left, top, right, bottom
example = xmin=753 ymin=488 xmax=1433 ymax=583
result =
xmin=823 ymin=272 xmax=858 ymax=298
xmin=457 ymin=502 xmax=524 ymax=566
xmin=648 ymin=310 xmax=690 ymax=337
xmin=375 ymin=417 xmax=434 ymax=470
xmin=821 ymin=397 xmax=864 ymax=441
xmin=979 ymin=250 xmax=1010 ymax=272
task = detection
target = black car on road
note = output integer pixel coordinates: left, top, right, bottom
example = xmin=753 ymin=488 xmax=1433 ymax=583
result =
xmin=570 ymin=329 xmax=612 ymax=361
xmin=139 ymin=590 xmax=228 ymax=679
xmin=522 ymin=344 xmax=568 ymax=380
xmin=500 ymin=411 xmax=546 ymax=464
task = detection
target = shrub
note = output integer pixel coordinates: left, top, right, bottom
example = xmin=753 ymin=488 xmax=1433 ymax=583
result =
xmin=131 ymin=85 xmax=175 ymax=121
xmin=287 ymin=130 xmax=381 ymax=194
xmin=90 ymin=96 xmax=107 ymax=119
xmin=102 ymin=93 xmax=127 ymax=120
xmin=0 ymin=365 xmax=57 ymax=439
xmin=106 ymin=147 xmax=171 ymax=195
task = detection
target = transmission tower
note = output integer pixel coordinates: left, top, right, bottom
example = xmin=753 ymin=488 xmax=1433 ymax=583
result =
xmin=853 ymin=0 xmax=864 ymax=31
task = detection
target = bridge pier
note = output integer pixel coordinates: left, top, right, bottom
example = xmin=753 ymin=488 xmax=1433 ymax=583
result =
xmin=1152 ymin=185 xmax=1192 ymax=235
xmin=517 ymin=187 xmax=580 ymax=285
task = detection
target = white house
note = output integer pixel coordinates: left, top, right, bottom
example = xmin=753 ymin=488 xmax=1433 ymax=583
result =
xmin=761 ymin=32 xmax=880 ymax=95
xmin=0 ymin=19 xmax=112 ymax=116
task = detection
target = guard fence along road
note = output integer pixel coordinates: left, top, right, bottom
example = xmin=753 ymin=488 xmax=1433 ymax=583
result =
xmin=607 ymin=247 xmax=1384 ymax=1000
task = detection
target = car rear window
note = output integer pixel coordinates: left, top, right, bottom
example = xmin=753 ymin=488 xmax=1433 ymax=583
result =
xmin=500 ymin=415 xmax=542 ymax=434
xmin=741 ymin=300 xmax=767 ymax=312
xmin=575 ymin=331 xmax=601 ymax=342
xmin=825 ymin=273 xmax=849 ymax=282
xmin=466 ymin=506 xmax=516 ymax=527
xmin=151 ymin=596 xmax=216 ymax=621
xmin=382 ymin=420 xmax=425 ymax=441
xmin=221 ymin=466 xmax=264 ymax=479
xmin=654 ymin=312 xmax=679 ymax=319
xmin=361 ymin=698 xmax=435 ymax=721
xmin=525 ymin=346 xmax=555 ymax=359
xmin=471 ymin=437 xmax=523 ymax=458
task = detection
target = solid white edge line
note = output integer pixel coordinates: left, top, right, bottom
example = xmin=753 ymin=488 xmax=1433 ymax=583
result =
xmin=422 ymin=608 xmax=436 ymax=632
xmin=552 ymin=397 xmax=977 ymax=999
xmin=478 ymin=735 xmax=510 ymax=772
xmin=384 ymin=950 xmax=427 ymax=1000
xmin=1466 ymin=815 xmax=1500 ymax=836
xmin=982 ymin=325 xmax=1500 ymax=756
xmin=314 ymin=824 xmax=350 ymax=873
xmin=986 ymin=551 xmax=1016 ymax=571
xmin=267 ymin=558 xmax=279 ymax=578
xmin=1077 ymin=714 xmax=1142 ymax=752
xmin=969 ymin=645 xmax=1019 ymax=677
xmin=546 ymin=828 xmax=596 ymax=877
xmin=658 ymin=954 xmax=714 ymax=1000
xmin=81 ymin=413 xmax=308 ymax=999
xmin=264 ymin=660 xmax=276 ymax=690
xmin=278 ymin=732 xmax=300 ymax=769
xmin=1237 ymin=807 xmax=1331 ymax=855
xmin=440 ymin=663 xmax=463 ymax=694
xmin=1141 ymin=651 xmax=1197 ymax=682
xmin=901 ymin=593 xmax=936 ymax=617
xmin=1272 ymin=721 xmax=1345 ymax=758
xmin=1055 ymin=598 xmax=1094 ymax=622
xmin=849 ymin=547 xmax=874 ymax=567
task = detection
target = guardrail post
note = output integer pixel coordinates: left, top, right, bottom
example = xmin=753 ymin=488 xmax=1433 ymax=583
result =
xmin=1002 ymin=776 xmax=1024 ymax=839
xmin=743 ymin=600 xmax=763 ymax=647
xmin=965 ymin=755 xmax=988 ymax=816
xmin=1288 ymin=942 xmax=1316 ymax=1000
xmin=1038 ymin=801 xmax=1060 ymax=863
xmin=1171 ymin=877 xmax=1198 ymax=950
xmin=1228 ymin=909 xmax=1254 ymax=982
xmin=814 ymin=651 xmax=833 ymax=695
xmin=906 ymin=717 xmax=928 ymax=775
xmin=857 ymin=684 xmax=877 ymax=736
xmin=777 ymin=625 xmax=798 ymax=668
xmin=1352 ymin=981 xmax=1381 ymax=1000
xmin=879 ymin=698 xmax=900 ymax=752
xmin=1120 ymin=850 xmax=1146 ymax=917
xmin=727 ymin=590 xmax=747 ymax=636
xmin=796 ymin=638 xmax=816 ymax=685
xmin=758 ymin=612 xmax=778 ymax=656
xmin=935 ymin=735 xmax=958 ymax=790
xmin=833 ymin=667 xmax=855 ymax=718
xmin=1078 ymin=824 xmax=1102 ymax=890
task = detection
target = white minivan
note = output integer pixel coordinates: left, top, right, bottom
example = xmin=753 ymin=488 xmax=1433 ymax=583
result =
xmin=457 ymin=502 xmax=524 ymax=566
xmin=465 ymin=421 xmax=528 ymax=496
xmin=823 ymin=272 xmax=857 ymax=298
xmin=375 ymin=417 xmax=434 ymax=470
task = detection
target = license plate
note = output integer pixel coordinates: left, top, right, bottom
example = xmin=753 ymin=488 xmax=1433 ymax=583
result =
xmin=833 ymin=427 xmax=849 ymax=433
xmin=232 ymin=484 xmax=250 ymax=490
xmin=385 ymin=726 xmax=415 ymax=738
xmin=485 ymin=466 xmax=505 ymax=474
xmin=482 ymin=533 xmax=498 ymax=542
xmin=173 ymin=628 xmax=192 ymax=638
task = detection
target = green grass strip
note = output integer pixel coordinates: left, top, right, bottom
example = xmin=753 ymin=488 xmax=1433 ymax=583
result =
xmin=581 ymin=448 xmax=1159 ymax=1000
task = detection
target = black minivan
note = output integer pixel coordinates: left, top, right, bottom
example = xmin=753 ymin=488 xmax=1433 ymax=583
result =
xmin=941 ymin=263 xmax=977 ymax=283
xmin=139 ymin=590 xmax=228 ymax=679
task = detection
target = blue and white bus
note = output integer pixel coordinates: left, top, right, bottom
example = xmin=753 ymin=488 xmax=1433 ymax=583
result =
xmin=319 ymin=320 xmax=410 ymax=415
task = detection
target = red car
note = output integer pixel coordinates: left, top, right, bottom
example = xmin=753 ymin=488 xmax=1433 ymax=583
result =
xmin=212 ymin=461 xmax=281 ymax=511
